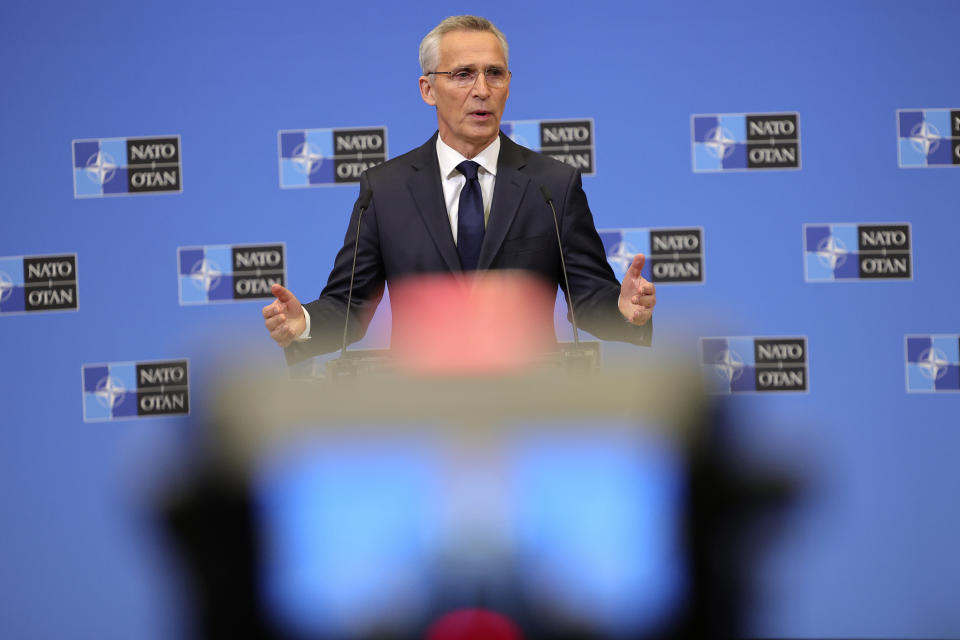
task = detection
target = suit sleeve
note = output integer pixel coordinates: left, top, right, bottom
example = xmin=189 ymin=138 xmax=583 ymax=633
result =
xmin=557 ymin=170 xmax=652 ymax=346
xmin=284 ymin=172 xmax=386 ymax=364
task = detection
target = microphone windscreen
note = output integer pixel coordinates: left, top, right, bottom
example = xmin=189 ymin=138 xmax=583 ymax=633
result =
xmin=356 ymin=189 xmax=373 ymax=210
xmin=539 ymin=184 xmax=553 ymax=204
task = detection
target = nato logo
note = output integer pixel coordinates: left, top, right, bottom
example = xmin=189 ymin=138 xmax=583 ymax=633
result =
xmin=501 ymin=119 xmax=595 ymax=174
xmin=804 ymin=223 xmax=912 ymax=281
xmin=178 ymin=243 xmax=286 ymax=305
xmin=82 ymin=359 xmax=189 ymax=422
xmin=598 ymin=228 xmax=704 ymax=284
xmin=278 ymin=127 xmax=387 ymax=187
xmin=691 ymin=113 xmax=800 ymax=172
xmin=72 ymin=136 xmax=182 ymax=197
xmin=0 ymin=254 xmax=78 ymax=314
xmin=701 ymin=336 xmax=808 ymax=394
xmin=905 ymin=335 xmax=960 ymax=393
xmin=897 ymin=109 xmax=960 ymax=168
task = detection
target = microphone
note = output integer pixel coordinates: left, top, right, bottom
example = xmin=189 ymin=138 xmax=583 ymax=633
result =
xmin=539 ymin=184 xmax=580 ymax=346
xmin=340 ymin=188 xmax=373 ymax=358
xmin=539 ymin=184 xmax=600 ymax=372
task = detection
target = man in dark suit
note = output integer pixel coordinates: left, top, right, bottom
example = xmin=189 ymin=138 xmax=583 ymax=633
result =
xmin=263 ymin=16 xmax=656 ymax=362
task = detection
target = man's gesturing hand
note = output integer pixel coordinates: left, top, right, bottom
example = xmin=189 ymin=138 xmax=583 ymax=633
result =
xmin=263 ymin=284 xmax=306 ymax=348
xmin=618 ymin=253 xmax=656 ymax=326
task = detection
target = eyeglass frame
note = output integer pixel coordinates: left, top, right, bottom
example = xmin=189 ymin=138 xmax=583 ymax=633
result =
xmin=424 ymin=66 xmax=512 ymax=87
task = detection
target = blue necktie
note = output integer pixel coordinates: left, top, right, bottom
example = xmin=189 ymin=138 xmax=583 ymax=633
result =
xmin=456 ymin=160 xmax=484 ymax=271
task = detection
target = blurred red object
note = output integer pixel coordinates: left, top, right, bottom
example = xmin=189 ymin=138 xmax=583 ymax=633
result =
xmin=426 ymin=608 xmax=524 ymax=640
xmin=390 ymin=271 xmax=556 ymax=374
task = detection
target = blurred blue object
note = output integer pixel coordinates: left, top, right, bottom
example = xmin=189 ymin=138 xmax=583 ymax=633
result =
xmin=254 ymin=422 xmax=685 ymax=639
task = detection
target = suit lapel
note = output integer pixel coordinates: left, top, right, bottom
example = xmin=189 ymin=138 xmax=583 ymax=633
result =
xmin=477 ymin=134 xmax=530 ymax=270
xmin=407 ymin=133 xmax=463 ymax=273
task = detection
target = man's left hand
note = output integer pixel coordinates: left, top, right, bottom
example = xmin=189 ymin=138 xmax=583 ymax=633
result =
xmin=618 ymin=253 xmax=656 ymax=326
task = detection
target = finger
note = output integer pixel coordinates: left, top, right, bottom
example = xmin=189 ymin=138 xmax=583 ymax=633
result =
xmin=271 ymin=283 xmax=293 ymax=302
xmin=631 ymin=278 xmax=655 ymax=302
xmin=630 ymin=289 xmax=655 ymax=303
xmin=626 ymin=253 xmax=646 ymax=276
xmin=264 ymin=314 xmax=286 ymax=331
xmin=262 ymin=300 xmax=281 ymax=319
xmin=630 ymin=307 xmax=652 ymax=326
xmin=632 ymin=294 xmax=656 ymax=308
xmin=273 ymin=284 xmax=304 ymax=318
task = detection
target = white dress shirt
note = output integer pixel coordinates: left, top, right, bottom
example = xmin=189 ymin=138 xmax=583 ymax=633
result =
xmin=436 ymin=134 xmax=499 ymax=243
xmin=297 ymin=134 xmax=501 ymax=340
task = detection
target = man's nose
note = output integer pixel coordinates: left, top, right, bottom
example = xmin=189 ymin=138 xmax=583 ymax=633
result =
xmin=472 ymin=71 xmax=491 ymax=97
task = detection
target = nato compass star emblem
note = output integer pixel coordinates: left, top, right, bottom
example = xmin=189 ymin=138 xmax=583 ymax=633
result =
xmin=190 ymin=258 xmax=222 ymax=292
xmin=84 ymin=151 xmax=117 ymax=185
xmin=607 ymin=240 xmax=640 ymax=274
xmin=909 ymin=121 xmax=942 ymax=156
xmin=0 ymin=271 xmax=13 ymax=302
xmin=95 ymin=375 xmax=126 ymax=409
xmin=704 ymin=126 xmax=737 ymax=159
xmin=290 ymin=141 xmax=324 ymax=175
xmin=917 ymin=347 xmax=950 ymax=381
xmin=816 ymin=235 xmax=848 ymax=269
xmin=714 ymin=349 xmax=744 ymax=383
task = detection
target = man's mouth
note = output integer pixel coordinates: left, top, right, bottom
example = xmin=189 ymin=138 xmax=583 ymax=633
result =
xmin=470 ymin=111 xmax=492 ymax=119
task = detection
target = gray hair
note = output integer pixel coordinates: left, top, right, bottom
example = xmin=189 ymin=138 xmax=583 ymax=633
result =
xmin=419 ymin=16 xmax=509 ymax=75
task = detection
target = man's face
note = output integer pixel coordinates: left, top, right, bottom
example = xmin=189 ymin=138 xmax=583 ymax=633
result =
xmin=419 ymin=30 xmax=510 ymax=157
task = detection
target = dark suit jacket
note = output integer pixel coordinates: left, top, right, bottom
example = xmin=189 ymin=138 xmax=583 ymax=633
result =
xmin=285 ymin=131 xmax=651 ymax=364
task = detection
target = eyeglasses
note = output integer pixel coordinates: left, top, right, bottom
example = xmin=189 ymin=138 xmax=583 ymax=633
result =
xmin=426 ymin=66 xmax=512 ymax=88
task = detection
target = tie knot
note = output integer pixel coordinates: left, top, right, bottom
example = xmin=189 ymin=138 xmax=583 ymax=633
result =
xmin=456 ymin=160 xmax=480 ymax=181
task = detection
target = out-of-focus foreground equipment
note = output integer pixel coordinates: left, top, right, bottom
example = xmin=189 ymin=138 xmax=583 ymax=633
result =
xmin=162 ymin=275 xmax=792 ymax=639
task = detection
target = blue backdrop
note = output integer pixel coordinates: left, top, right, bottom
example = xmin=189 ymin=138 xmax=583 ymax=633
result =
xmin=1 ymin=0 xmax=958 ymax=638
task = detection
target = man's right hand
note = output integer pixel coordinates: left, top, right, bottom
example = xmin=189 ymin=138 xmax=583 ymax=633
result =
xmin=262 ymin=284 xmax=306 ymax=348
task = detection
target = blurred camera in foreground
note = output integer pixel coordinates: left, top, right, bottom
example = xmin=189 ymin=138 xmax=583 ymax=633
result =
xmin=164 ymin=273 xmax=790 ymax=639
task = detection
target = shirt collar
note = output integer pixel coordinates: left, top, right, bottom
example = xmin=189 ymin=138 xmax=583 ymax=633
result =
xmin=436 ymin=133 xmax=500 ymax=179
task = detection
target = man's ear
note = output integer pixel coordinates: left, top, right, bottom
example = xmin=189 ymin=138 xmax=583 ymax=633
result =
xmin=419 ymin=76 xmax=437 ymax=106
